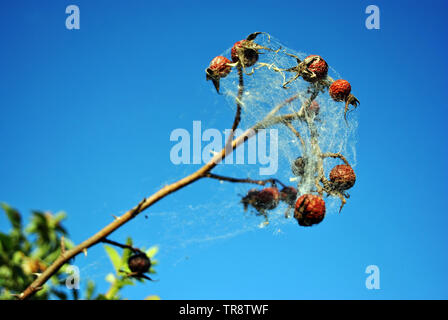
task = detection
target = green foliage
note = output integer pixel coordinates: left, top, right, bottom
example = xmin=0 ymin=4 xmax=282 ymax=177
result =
xmin=100 ymin=238 xmax=159 ymax=300
xmin=0 ymin=203 xmax=159 ymax=300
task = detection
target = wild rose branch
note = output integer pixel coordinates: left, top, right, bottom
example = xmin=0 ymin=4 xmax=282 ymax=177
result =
xmin=18 ymin=31 xmax=359 ymax=299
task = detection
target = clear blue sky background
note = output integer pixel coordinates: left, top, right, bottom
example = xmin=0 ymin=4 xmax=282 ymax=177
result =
xmin=1 ymin=0 xmax=447 ymax=299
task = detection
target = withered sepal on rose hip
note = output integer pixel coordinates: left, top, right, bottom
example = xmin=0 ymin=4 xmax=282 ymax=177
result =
xmin=294 ymin=194 xmax=326 ymax=227
xmin=301 ymin=55 xmax=329 ymax=82
xmin=329 ymin=79 xmax=360 ymax=122
xmin=231 ymin=32 xmax=272 ymax=71
xmin=206 ymin=56 xmax=232 ymax=94
xmin=278 ymin=53 xmax=329 ymax=88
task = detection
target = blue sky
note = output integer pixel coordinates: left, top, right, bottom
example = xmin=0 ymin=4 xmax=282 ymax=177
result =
xmin=1 ymin=0 xmax=447 ymax=299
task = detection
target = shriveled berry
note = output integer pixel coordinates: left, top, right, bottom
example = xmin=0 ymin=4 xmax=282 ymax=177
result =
xmin=329 ymin=79 xmax=352 ymax=102
xmin=208 ymin=56 xmax=231 ymax=78
xmin=294 ymin=194 xmax=326 ymax=227
xmin=329 ymin=164 xmax=356 ymax=190
xmin=302 ymin=55 xmax=328 ymax=82
xmin=308 ymin=100 xmax=320 ymax=115
xmin=255 ymin=187 xmax=280 ymax=210
xmin=231 ymin=40 xmax=259 ymax=67
xmin=241 ymin=188 xmax=260 ymax=211
xmin=128 ymin=253 xmax=151 ymax=274
xmin=291 ymin=157 xmax=307 ymax=176
xmin=280 ymin=186 xmax=298 ymax=206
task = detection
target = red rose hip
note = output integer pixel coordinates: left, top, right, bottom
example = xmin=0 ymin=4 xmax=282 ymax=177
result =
xmin=206 ymin=56 xmax=232 ymax=93
xmin=329 ymin=164 xmax=356 ymax=190
xmin=329 ymin=79 xmax=352 ymax=102
xmin=208 ymin=56 xmax=231 ymax=77
xmin=302 ymin=55 xmax=328 ymax=82
xmin=294 ymin=194 xmax=326 ymax=227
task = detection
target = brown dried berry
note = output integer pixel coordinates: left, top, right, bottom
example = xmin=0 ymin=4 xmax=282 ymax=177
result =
xmin=242 ymin=187 xmax=280 ymax=212
xmin=291 ymin=157 xmax=307 ymax=176
xmin=255 ymin=187 xmax=280 ymax=210
xmin=329 ymin=164 xmax=356 ymax=190
xmin=308 ymin=100 xmax=320 ymax=116
xmin=294 ymin=194 xmax=326 ymax=227
xmin=280 ymin=186 xmax=298 ymax=206
xmin=128 ymin=253 xmax=151 ymax=274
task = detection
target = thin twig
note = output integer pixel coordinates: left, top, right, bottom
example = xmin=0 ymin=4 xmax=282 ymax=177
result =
xmin=321 ymin=152 xmax=350 ymax=166
xmin=101 ymin=238 xmax=143 ymax=253
xmin=284 ymin=121 xmax=306 ymax=150
xmin=205 ymin=173 xmax=287 ymax=188
xmin=224 ymin=64 xmax=244 ymax=152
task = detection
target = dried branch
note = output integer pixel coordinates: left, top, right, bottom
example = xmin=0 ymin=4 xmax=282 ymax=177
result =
xmin=205 ymin=173 xmax=287 ymax=188
xmin=321 ymin=152 xmax=350 ymax=166
xmin=18 ymin=92 xmax=301 ymax=300
xmin=284 ymin=121 xmax=306 ymax=150
xmin=225 ymin=64 xmax=244 ymax=149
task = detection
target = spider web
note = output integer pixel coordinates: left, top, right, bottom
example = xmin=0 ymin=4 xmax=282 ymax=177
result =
xmin=77 ymin=34 xmax=359 ymax=275
xmin=124 ymin=33 xmax=359 ymax=266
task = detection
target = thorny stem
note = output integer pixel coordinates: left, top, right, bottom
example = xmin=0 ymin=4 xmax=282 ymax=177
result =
xmin=18 ymin=90 xmax=301 ymax=300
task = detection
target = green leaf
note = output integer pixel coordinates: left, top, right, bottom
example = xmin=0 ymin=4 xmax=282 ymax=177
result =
xmin=146 ymin=246 xmax=159 ymax=258
xmin=1 ymin=203 xmax=22 ymax=230
xmin=105 ymin=273 xmax=116 ymax=284
xmin=145 ymin=295 xmax=161 ymax=300
xmin=104 ymin=245 xmax=123 ymax=272
xmin=85 ymin=280 xmax=96 ymax=300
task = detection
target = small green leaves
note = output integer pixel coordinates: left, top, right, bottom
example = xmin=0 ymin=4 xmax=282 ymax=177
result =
xmin=1 ymin=203 xmax=22 ymax=230
xmin=104 ymin=245 xmax=122 ymax=273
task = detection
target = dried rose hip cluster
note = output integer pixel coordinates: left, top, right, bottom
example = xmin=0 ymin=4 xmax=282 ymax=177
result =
xmin=329 ymin=164 xmax=356 ymax=191
xmin=294 ymin=194 xmax=326 ymax=227
xmin=204 ymin=32 xmax=360 ymax=227
xmin=206 ymin=32 xmax=271 ymax=93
